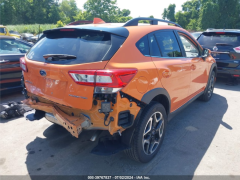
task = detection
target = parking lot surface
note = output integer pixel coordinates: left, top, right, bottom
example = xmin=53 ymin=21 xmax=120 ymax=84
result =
xmin=0 ymin=78 xmax=240 ymax=177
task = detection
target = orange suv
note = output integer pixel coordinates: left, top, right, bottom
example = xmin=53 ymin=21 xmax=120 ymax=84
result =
xmin=21 ymin=17 xmax=217 ymax=163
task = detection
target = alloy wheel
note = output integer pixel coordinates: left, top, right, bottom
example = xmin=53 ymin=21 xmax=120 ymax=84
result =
xmin=142 ymin=111 xmax=164 ymax=155
xmin=208 ymin=74 xmax=215 ymax=98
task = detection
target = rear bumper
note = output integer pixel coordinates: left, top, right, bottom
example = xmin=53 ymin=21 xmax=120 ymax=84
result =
xmin=23 ymin=92 xmax=141 ymax=138
xmin=217 ymin=66 xmax=240 ymax=78
xmin=23 ymin=98 xmax=85 ymax=138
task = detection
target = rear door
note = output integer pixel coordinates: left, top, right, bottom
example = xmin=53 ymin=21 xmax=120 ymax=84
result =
xmin=24 ymin=28 xmax=127 ymax=110
xmin=177 ymin=32 xmax=208 ymax=96
xmin=0 ymin=38 xmax=32 ymax=92
xmin=149 ymin=30 xmax=191 ymax=112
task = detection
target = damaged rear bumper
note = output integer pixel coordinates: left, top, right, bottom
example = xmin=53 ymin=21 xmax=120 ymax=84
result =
xmin=23 ymin=98 xmax=86 ymax=138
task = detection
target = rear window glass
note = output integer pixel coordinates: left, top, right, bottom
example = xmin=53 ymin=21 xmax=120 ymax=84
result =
xmin=149 ymin=34 xmax=161 ymax=57
xmin=198 ymin=33 xmax=240 ymax=47
xmin=136 ymin=35 xmax=150 ymax=56
xmin=27 ymin=30 xmax=126 ymax=65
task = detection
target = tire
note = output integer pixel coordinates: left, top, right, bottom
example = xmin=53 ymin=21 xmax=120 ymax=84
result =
xmin=124 ymin=102 xmax=167 ymax=163
xmin=199 ymin=71 xmax=216 ymax=102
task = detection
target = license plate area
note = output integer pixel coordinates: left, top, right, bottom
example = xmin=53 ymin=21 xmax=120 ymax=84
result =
xmin=44 ymin=77 xmax=67 ymax=99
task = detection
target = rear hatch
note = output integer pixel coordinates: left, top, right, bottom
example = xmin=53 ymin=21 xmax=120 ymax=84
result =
xmin=24 ymin=27 xmax=127 ymax=110
xmin=198 ymin=32 xmax=240 ymax=68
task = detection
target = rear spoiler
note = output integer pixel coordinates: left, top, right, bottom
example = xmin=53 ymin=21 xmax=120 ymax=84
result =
xmin=43 ymin=26 xmax=129 ymax=38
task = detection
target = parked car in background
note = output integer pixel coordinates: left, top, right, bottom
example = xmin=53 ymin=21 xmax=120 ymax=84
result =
xmin=0 ymin=36 xmax=33 ymax=94
xmin=22 ymin=17 xmax=216 ymax=163
xmin=9 ymin=30 xmax=22 ymax=39
xmin=0 ymin=25 xmax=21 ymax=39
xmin=21 ymin=33 xmax=34 ymax=42
xmin=198 ymin=29 xmax=240 ymax=80
xmin=29 ymin=33 xmax=43 ymax=43
xmin=191 ymin=32 xmax=203 ymax=39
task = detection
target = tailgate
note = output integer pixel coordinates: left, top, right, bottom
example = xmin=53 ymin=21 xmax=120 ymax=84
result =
xmin=24 ymin=59 xmax=108 ymax=110
xmin=211 ymin=51 xmax=240 ymax=68
xmin=23 ymin=27 xmax=127 ymax=110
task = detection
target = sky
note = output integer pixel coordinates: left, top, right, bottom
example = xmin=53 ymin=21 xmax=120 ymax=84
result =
xmin=75 ymin=0 xmax=188 ymax=18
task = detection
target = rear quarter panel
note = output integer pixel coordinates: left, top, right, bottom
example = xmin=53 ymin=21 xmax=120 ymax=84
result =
xmin=105 ymin=26 xmax=168 ymax=101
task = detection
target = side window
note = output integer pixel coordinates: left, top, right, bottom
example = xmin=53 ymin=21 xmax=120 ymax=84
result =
xmin=155 ymin=31 xmax=182 ymax=57
xmin=136 ymin=35 xmax=150 ymax=56
xmin=0 ymin=28 xmax=5 ymax=33
xmin=149 ymin=34 xmax=161 ymax=57
xmin=178 ymin=34 xmax=199 ymax=57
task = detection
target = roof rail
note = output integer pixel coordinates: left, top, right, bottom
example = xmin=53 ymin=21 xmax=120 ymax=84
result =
xmin=123 ymin=17 xmax=182 ymax=28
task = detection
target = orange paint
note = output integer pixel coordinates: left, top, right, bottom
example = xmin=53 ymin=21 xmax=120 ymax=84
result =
xmin=23 ymin=23 xmax=215 ymax=137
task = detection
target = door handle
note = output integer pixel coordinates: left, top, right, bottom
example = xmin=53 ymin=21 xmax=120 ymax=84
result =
xmin=190 ymin=64 xmax=196 ymax=70
xmin=162 ymin=70 xmax=172 ymax=78
xmin=0 ymin=60 xmax=9 ymax=63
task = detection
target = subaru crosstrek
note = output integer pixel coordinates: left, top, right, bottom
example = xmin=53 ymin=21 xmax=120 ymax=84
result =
xmin=21 ymin=17 xmax=217 ymax=163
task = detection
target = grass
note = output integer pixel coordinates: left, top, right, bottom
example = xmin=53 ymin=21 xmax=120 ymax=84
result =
xmin=6 ymin=24 xmax=57 ymax=35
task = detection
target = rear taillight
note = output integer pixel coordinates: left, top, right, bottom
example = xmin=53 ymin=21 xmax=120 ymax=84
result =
xmin=20 ymin=57 xmax=27 ymax=72
xmin=215 ymin=32 xmax=225 ymax=34
xmin=233 ymin=46 xmax=240 ymax=53
xmin=69 ymin=69 xmax=137 ymax=93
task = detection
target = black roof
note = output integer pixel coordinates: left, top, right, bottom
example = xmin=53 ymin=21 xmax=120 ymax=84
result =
xmin=205 ymin=29 xmax=240 ymax=33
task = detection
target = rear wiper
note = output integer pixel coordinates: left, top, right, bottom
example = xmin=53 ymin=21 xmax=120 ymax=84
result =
xmin=216 ymin=43 xmax=233 ymax=46
xmin=43 ymin=54 xmax=77 ymax=61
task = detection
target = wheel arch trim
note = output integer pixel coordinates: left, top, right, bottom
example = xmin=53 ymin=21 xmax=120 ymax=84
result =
xmin=141 ymin=88 xmax=171 ymax=114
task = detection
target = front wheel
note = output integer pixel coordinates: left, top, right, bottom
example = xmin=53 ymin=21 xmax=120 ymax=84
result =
xmin=124 ymin=102 xmax=167 ymax=163
xmin=199 ymin=71 xmax=215 ymax=102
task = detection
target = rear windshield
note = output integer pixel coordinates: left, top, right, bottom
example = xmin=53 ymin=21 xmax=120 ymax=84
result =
xmin=198 ymin=32 xmax=240 ymax=47
xmin=27 ymin=29 xmax=126 ymax=65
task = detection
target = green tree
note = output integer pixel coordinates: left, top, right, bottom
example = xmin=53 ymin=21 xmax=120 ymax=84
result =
xmin=186 ymin=19 xmax=198 ymax=30
xmin=48 ymin=2 xmax=61 ymax=24
xmin=217 ymin=0 xmax=240 ymax=28
xmin=162 ymin=8 xmax=167 ymax=20
xmin=121 ymin=9 xmax=130 ymax=17
xmin=83 ymin=0 xmax=119 ymax=22
xmin=74 ymin=10 xmax=90 ymax=21
xmin=198 ymin=1 xmax=219 ymax=30
xmin=59 ymin=0 xmax=79 ymax=23
xmin=166 ymin=4 xmax=176 ymax=22
xmin=175 ymin=11 xmax=188 ymax=28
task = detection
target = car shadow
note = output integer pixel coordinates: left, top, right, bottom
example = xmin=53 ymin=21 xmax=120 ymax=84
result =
xmin=24 ymin=92 xmax=229 ymax=177
xmin=215 ymin=77 xmax=240 ymax=91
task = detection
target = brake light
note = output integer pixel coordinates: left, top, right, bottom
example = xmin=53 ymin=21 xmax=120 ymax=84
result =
xmin=233 ymin=46 xmax=240 ymax=53
xmin=20 ymin=57 xmax=27 ymax=72
xmin=69 ymin=69 xmax=137 ymax=93
xmin=216 ymin=32 xmax=225 ymax=34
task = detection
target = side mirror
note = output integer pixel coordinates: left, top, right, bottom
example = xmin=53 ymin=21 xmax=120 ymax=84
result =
xmin=201 ymin=48 xmax=209 ymax=59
